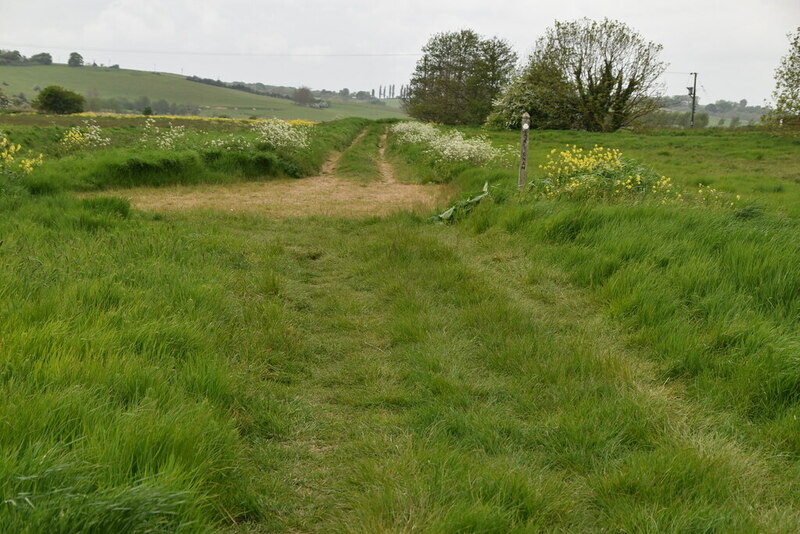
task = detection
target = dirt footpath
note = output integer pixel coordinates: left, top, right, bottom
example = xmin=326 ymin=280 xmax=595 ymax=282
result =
xmin=92 ymin=129 xmax=450 ymax=218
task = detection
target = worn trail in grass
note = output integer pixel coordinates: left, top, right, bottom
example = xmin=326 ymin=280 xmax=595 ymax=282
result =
xmin=92 ymin=126 xmax=448 ymax=218
xmin=212 ymin=213 xmax=800 ymax=532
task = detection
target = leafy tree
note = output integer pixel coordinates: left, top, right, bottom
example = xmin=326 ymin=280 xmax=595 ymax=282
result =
xmin=68 ymin=52 xmax=84 ymax=67
xmin=489 ymin=18 xmax=666 ymax=131
xmin=714 ymin=100 xmax=734 ymax=113
xmin=768 ymin=26 xmax=800 ymax=127
xmin=142 ymin=106 xmax=153 ymax=116
xmin=293 ymin=86 xmax=315 ymax=106
xmin=31 ymin=85 xmax=85 ymax=114
xmin=695 ymin=112 xmax=710 ymax=128
xmin=153 ymin=99 xmax=170 ymax=114
xmin=405 ymin=30 xmax=517 ymax=125
xmin=729 ymin=116 xmax=741 ymax=128
xmin=0 ymin=50 xmax=23 ymax=65
xmin=30 ymin=53 xmax=52 ymax=65
xmin=486 ymin=60 xmax=577 ymax=129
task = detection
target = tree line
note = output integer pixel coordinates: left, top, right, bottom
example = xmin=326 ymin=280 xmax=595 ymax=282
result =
xmin=0 ymin=50 xmax=53 ymax=66
xmin=404 ymin=21 xmax=800 ymax=131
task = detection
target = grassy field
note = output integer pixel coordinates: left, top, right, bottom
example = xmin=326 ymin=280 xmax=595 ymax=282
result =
xmin=2 ymin=116 xmax=800 ymax=532
xmin=0 ymin=65 xmax=407 ymax=120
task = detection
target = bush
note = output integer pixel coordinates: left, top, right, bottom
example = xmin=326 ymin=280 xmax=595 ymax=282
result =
xmin=60 ymin=120 xmax=111 ymax=153
xmin=251 ymin=120 xmax=310 ymax=151
xmin=391 ymin=122 xmax=500 ymax=165
xmin=32 ymin=86 xmax=85 ymax=114
xmin=0 ymin=135 xmax=44 ymax=188
xmin=534 ymin=145 xmax=677 ymax=201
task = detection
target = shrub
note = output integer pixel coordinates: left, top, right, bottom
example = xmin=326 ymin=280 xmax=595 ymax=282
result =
xmin=391 ymin=121 xmax=500 ymax=165
xmin=32 ymin=86 xmax=85 ymax=114
xmin=535 ymin=145 xmax=678 ymax=201
xmin=251 ymin=120 xmax=310 ymax=151
xmin=60 ymin=120 xmax=111 ymax=152
xmin=0 ymin=135 xmax=44 ymax=187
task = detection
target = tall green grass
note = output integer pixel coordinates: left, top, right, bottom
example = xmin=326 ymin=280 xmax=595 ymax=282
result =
xmin=3 ymin=120 xmax=800 ymax=532
xmin=387 ymin=123 xmax=800 ymax=453
xmin=8 ymin=118 xmax=368 ymax=193
xmin=0 ymin=194 xmax=284 ymax=531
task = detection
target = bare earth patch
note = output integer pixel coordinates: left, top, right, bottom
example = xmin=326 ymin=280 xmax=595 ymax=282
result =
xmin=86 ymin=129 xmax=451 ymax=218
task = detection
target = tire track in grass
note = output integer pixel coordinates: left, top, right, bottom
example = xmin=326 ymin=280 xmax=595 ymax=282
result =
xmin=230 ymin=217 xmax=800 ymax=532
xmin=431 ymin=226 xmax=800 ymax=532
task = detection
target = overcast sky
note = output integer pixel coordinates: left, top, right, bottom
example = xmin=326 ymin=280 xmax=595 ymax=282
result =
xmin=1 ymin=0 xmax=798 ymax=105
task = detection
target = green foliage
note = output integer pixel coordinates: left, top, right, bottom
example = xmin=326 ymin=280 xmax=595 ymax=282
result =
xmin=489 ymin=18 xmax=665 ymax=132
xmin=292 ymin=86 xmax=315 ymax=106
xmin=486 ymin=60 xmax=578 ymax=129
xmin=17 ymin=117 xmax=368 ymax=192
xmin=405 ymin=30 xmax=517 ymax=125
xmin=68 ymin=52 xmax=84 ymax=67
xmin=767 ymin=26 xmax=800 ymax=128
xmin=0 ymin=49 xmax=52 ymax=66
xmin=695 ymin=112 xmax=710 ymax=128
xmin=29 ymin=52 xmax=52 ymax=65
xmin=32 ymin=85 xmax=85 ymax=114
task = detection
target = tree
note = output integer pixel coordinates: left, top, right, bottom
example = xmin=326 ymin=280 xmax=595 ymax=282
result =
xmin=31 ymin=85 xmax=85 ymax=114
xmin=488 ymin=18 xmax=666 ymax=131
xmin=404 ymin=30 xmax=517 ymax=125
xmin=769 ymin=27 xmax=800 ymax=127
xmin=30 ymin=53 xmax=52 ymax=65
xmin=292 ymin=86 xmax=315 ymax=106
xmin=0 ymin=50 xmax=23 ymax=65
xmin=486 ymin=59 xmax=578 ymax=129
xmin=714 ymin=100 xmax=734 ymax=113
xmin=68 ymin=52 xmax=84 ymax=67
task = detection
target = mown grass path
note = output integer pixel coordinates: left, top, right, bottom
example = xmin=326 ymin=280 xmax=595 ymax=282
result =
xmin=220 ymin=215 xmax=799 ymax=532
xmin=92 ymin=127 xmax=449 ymax=218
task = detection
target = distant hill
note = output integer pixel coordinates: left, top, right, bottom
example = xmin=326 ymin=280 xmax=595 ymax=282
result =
xmin=0 ymin=64 xmax=407 ymax=121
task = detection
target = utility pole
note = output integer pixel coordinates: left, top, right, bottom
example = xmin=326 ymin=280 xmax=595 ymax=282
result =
xmin=687 ymin=72 xmax=698 ymax=128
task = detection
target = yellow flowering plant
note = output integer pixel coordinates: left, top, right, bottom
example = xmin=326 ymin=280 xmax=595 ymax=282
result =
xmin=59 ymin=120 xmax=111 ymax=153
xmin=535 ymin=145 xmax=679 ymax=202
xmin=1 ymin=136 xmax=44 ymax=187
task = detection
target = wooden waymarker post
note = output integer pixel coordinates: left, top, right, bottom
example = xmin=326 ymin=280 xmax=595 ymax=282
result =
xmin=518 ymin=112 xmax=530 ymax=189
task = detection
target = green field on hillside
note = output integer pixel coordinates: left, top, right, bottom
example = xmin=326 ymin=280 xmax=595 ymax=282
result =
xmin=2 ymin=116 xmax=800 ymax=532
xmin=0 ymin=65 xmax=407 ymax=120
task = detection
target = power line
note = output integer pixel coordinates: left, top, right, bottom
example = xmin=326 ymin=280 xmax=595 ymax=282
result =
xmin=0 ymin=42 xmax=422 ymax=58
